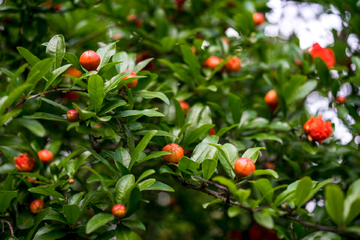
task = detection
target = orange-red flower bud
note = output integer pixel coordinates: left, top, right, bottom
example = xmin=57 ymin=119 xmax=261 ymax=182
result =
xmin=30 ymin=200 xmax=45 ymax=214
xmin=112 ymin=204 xmax=127 ymax=218
xmin=336 ymin=96 xmax=346 ymax=104
xmin=79 ymin=50 xmax=101 ymax=71
xmin=162 ymin=143 xmax=184 ymax=163
xmin=14 ymin=153 xmax=35 ymax=172
xmin=179 ymin=100 xmax=190 ymax=115
xmin=253 ymin=12 xmax=265 ymax=26
xmin=225 ymin=56 xmax=241 ymax=72
xmin=38 ymin=149 xmax=54 ymax=164
xmin=234 ymin=157 xmax=255 ymax=177
xmin=303 ymin=115 xmax=332 ymax=144
xmin=264 ymin=89 xmax=278 ymax=112
xmin=203 ymin=56 xmax=223 ymax=70
xmin=121 ymin=70 xmax=138 ymax=89
xmin=308 ymin=43 xmax=335 ymax=69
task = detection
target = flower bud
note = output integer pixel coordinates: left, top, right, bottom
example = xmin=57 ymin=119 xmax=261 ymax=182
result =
xmin=303 ymin=115 xmax=332 ymax=144
xmin=264 ymin=89 xmax=278 ymax=112
xmin=308 ymin=43 xmax=335 ymax=69
xmin=179 ymin=100 xmax=190 ymax=115
xmin=203 ymin=56 xmax=223 ymax=71
xmin=112 ymin=204 xmax=126 ymax=218
xmin=225 ymin=56 xmax=241 ymax=72
xmin=336 ymin=96 xmax=346 ymax=104
xmin=121 ymin=70 xmax=138 ymax=89
xmin=14 ymin=153 xmax=35 ymax=172
xmin=30 ymin=200 xmax=45 ymax=214
xmin=234 ymin=157 xmax=255 ymax=177
xmin=79 ymin=50 xmax=101 ymax=71
xmin=38 ymin=149 xmax=54 ymax=164
xmin=162 ymin=143 xmax=184 ymax=163
xmin=66 ymin=110 xmax=79 ymax=122
xmin=253 ymin=12 xmax=265 ymax=26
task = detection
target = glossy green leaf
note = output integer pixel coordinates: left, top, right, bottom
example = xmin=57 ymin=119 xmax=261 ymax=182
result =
xmin=129 ymin=130 xmax=157 ymax=169
xmin=294 ymin=176 xmax=312 ymax=208
xmin=28 ymin=187 xmax=65 ymax=200
xmin=46 ymin=34 xmax=65 ymax=70
xmin=135 ymin=91 xmax=169 ymax=105
xmin=325 ymin=184 xmax=344 ymax=227
xmin=253 ymin=169 xmax=279 ymax=179
xmin=134 ymin=58 xmax=154 ymax=73
xmin=17 ymin=47 xmax=40 ymax=66
xmin=23 ymin=112 xmax=67 ymax=122
xmin=0 ymin=190 xmax=18 ymax=214
xmin=178 ymin=156 xmax=200 ymax=174
xmin=86 ymin=213 xmax=115 ymax=234
xmin=344 ymin=179 xmax=360 ymax=226
xmin=251 ymin=178 xmax=274 ymax=203
xmin=40 ymin=97 xmax=70 ymax=112
xmin=144 ymin=181 xmax=174 ymax=192
xmin=191 ymin=135 xmax=219 ymax=163
xmin=228 ymin=93 xmax=243 ymax=124
xmin=136 ymin=169 xmax=155 ymax=183
xmin=97 ymin=42 xmax=117 ymax=69
xmin=88 ymin=74 xmax=104 ymax=113
xmin=202 ymin=159 xmax=217 ymax=180
xmin=98 ymin=99 xmax=127 ymax=115
xmin=44 ymin=64 xmax=71 ymax=91
xmin=63 ymin=204 xmax=80 ymax=226
xmin=16 ymin=210 xmax=35 ymax=229
xmin=241 ymin=147 xmax=266 ymax=163
xmin=122 ymin=219 xmax=146 ymax=231
xmin=0 ymin=84 xmax=31 ymax=115
xmin=26 ymin=208 xmax=51 ymax=240
xmin=253 ymin=210 xmax=274 ymax=229
xmin=115 ymin=174 xmax=135 ymax=204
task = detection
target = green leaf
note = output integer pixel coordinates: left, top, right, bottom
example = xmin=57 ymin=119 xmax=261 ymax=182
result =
xmin=23 ymin=112 xmax=67 ymax=122
xmin=28 ymin=187 xmax=65 ymax=200
xmin=46 ymin=34 xmax=66 ymax=70
xmin=115 ymin=224 xmax=142 ymax=240
xmin=210 ymin=143 xmax=237 ymax=179
xmin=88 ymin=74 xmax=104 ymax=113
xmin=13 ymin=119 xmax=46 ymax=137
xmin=6 ymin=64 xmax=28 ymax=95
xmin=241 ymin=147 xmax=266 ymax=163
xmin=16 ymin=210 xmax=35 ymax=229
xmin=41 ymin=97 xmax=70 ymax=112
xmin=26 ymin=208 xmax=51 ymax=240
xmin=344 ymin=179 xmax=360 ymax=226
xmin=251 ymin=178 xmax=274 ymax=203
xmin=0 ymin=84 xmax=31 ymax=115
xmin=180 ymin=45 xmax=201 ymax=79
xmin=144 ymin=181 xmax=174 ymax=192
xmin=44 ymin=64 xmax=72 ymax=91
xmin=98 ymin=61 xmax=123 ymax=76
xmin=183 ymin=123 xmax=215 ymax=148
xmin=212 ymin=176 xmax=238 ymax=195
xmin=253 ymin=169 xmax=279 ymax=179
xmin=33 ymin=225 xmax=67 ymax=240
xmin=288 ymin=80 xmax=317 ymax=103
xmin=84 ymin=146 xmax=120 ymax=177
xmin=0 ymin=109 xmax=22 ymax=127
xmin=115 ymin=174 xmax=135 ymax=204
xmin=115 ymin=147 xmax=131 ymax=172
xmin=253 ymin=210 xmax=274 ymax=229
xmin=125 ymin=187 xmax=142 ymax=217
xmin=202 ymin=199 xmax=222 ymax=209
xmin=352 ymin=56 xmax=360 ymax=76
xmin=202 ymin=159 xmax=217 ymax=180
xmin=134 ymin=58 xmax=154 ymax=73
xmin=79 ymin=191 xmax=106 ymax=213
xmin=173 ymin=98 xmax=185 ymax=127
xmin=135 ymin=91 xmax=169 ymax=105
xmin=136 ymin=169 xmax=155 ymax=183
xmin=13 ymin=172 xmax=50 ymax=182
xmin=228 ymin=93 xmax=243 ymax=124
xmin=191 ymin=135 xmax=219 ymax=164
xmin=129 ymin=130 xmax=157 ymax=169
xmin=104 ymin=71 xmax=131 ymax=93
xmin=138 ymin=179 xmax=156 ymax=191
xmin=44 ymin=209 xmax=69 ymax=224
xmin=217 ymin=124 xmax=238 ymax=138
xmin=302 ymin=231 xmax=341 ymax=240
xmin=17 ymin=47 xmax=40 ymax=66
xmin=122 ymin=219 xmax=146 ymax=231
xmin=234 ymin=189 xmax=251 ymax=203
xmin=113 ymin=109 xmax=164 ymax=118
xmin=159 ymin=165 xmax=181 ymax=177
xmin=228 ymin=206 xmax=241 ymax=218
xmin=243 ymin=133 xmax=283 ymax=144
xmin=0 ymin=190 xmax=18 ymax=214
xmin=86 ymin=213 xmax=115 ymax=234
xmin=97 ymin=42 xmax=117 ymax=69
xmin=63 ymin=204 xmax=80 ymax=226
xmin=325 ymin=184 xmax=344 ymax=227
xmin=178 ymin=156 xmax=200 ymax=174
xmin=25 ymin=58 xmax=54 ymax=95
xmin=315 ymin=57 xmax=330 ymax=86
xmin=98 ymin=100 xmax=127 ymax=115
xmin=294 ymin=176 xmax=312 ymax=208
xmin=64 ymin=52 xmax=82 ymax=71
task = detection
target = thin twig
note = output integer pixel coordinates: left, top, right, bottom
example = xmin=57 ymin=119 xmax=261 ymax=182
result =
xmin=4 ymin=220 xmax=14 ymax=237
xmin=14 ymin=88 xmax=87 ymax=109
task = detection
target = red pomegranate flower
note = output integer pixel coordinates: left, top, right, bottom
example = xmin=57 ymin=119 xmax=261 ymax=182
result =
xmin=14 ymin=153 xmax=35 ymax=172
xmin=303 ymin=115 xmax=332 ymax=144
xmin=308 ymin=43 xmax=335 ymax=69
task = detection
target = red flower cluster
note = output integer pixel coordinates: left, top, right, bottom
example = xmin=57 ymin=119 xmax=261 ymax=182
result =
xmin=14 ymin=153 xmax=35 ymax=172
xmin=308 ymin=43 xmax=335 ymax=69
xmin=303 ymin=115 xmax=332 ymax=144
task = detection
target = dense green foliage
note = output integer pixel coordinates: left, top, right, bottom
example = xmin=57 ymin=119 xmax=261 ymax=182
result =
xmin=1 ymin=0 xmax=360 ymax=239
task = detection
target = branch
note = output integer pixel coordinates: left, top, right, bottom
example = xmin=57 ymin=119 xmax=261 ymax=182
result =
xmin=14 ymin=88 xmax=87 ymax=109
xmin=4 ymin=220 xmax=14 ymax=237
xmin=175 ymin=177 xmax=357 ymax=238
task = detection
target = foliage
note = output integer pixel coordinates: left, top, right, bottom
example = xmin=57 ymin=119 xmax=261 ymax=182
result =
xmin=1 ymin=0 xmax=360 ymax=239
